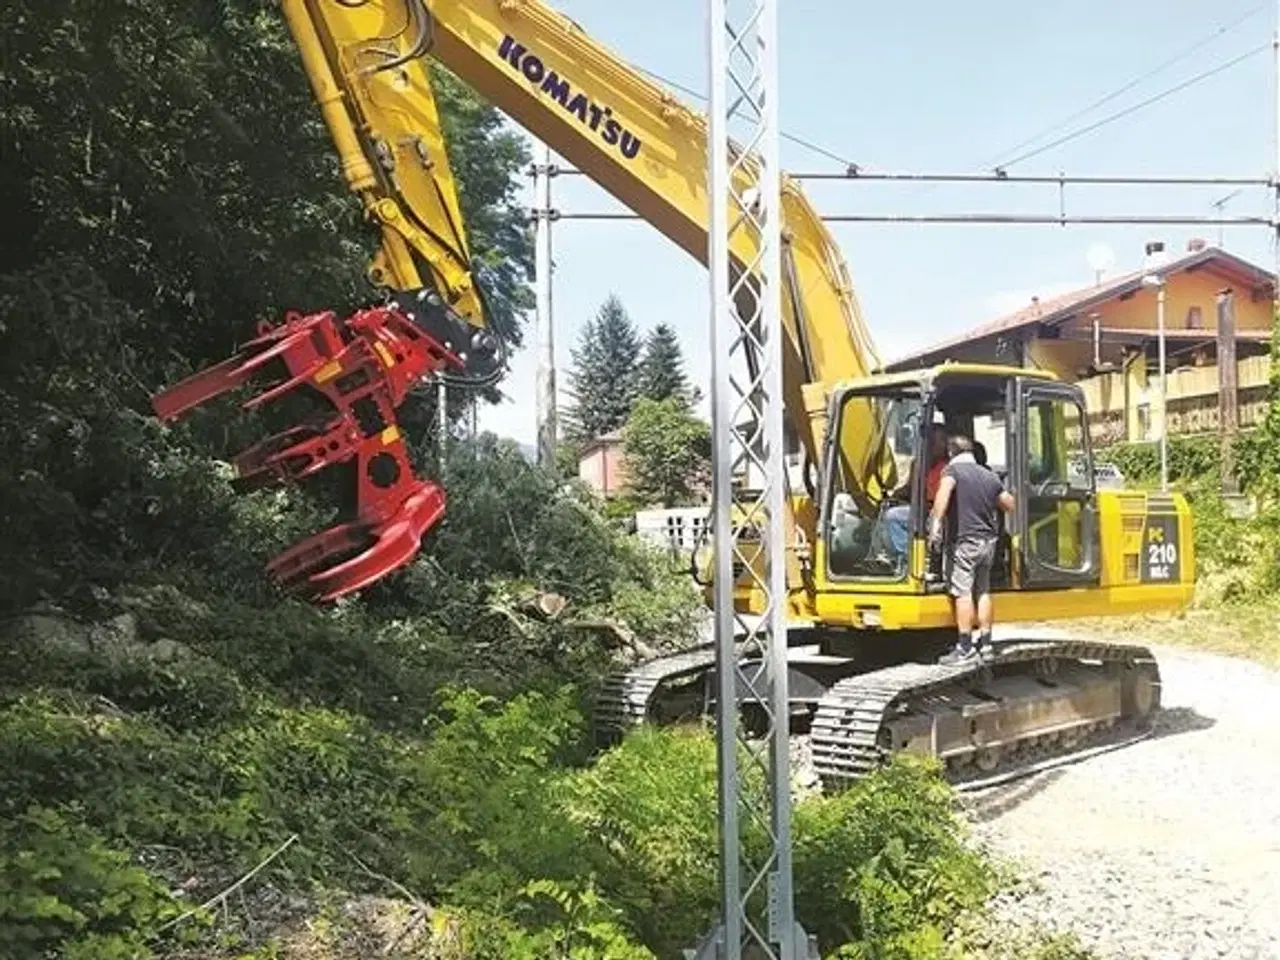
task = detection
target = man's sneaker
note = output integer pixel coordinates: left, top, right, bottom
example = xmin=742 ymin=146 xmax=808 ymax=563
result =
xmin=974 ymin=633 xmax=994 ymax=662
xmin=938 ymin=641 xmax=978 ymax=667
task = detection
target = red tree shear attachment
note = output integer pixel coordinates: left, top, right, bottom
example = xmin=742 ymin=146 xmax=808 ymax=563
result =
xmin=152 ymin=305 xmax=462 ymax=602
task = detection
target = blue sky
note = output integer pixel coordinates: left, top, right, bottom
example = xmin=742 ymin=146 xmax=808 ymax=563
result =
xmin=474 ymin=0 xmax=1278 ymax=445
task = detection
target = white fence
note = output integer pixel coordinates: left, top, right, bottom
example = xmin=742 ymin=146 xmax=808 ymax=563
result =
xmin=634 ymin=507 xmax=710 ymax=555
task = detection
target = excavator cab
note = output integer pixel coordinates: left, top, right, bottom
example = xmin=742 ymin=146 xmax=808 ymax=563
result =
xmin=807 ymin=362 xmax=1192 ymax=631
xmin=819 ymin=364 xmax=1096 ymax=591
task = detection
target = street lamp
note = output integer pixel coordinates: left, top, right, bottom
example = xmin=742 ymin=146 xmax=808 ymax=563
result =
xmin=1140 ymin=266 xmax=1168 ymax=492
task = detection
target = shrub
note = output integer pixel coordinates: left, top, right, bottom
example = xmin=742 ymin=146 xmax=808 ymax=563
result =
xmin=0 ymin=806 xmax=185 ymax=960
xmin=794 ymin=756 xmax=998 ymax=955
xmin=1095 ymin=432 xmax=1280 ymax=603
xmin=1096 ymin=434 xmax=1221 ymax=487
xmin=565 ymin=727 xmax=995 ymax=958
xmin=449 ymin=880 xmax=657 ymax=960
xmin=565 ymin=725 xmax=724 ymax=953
xmin=397 ymin=687 xmax=594 ymax=904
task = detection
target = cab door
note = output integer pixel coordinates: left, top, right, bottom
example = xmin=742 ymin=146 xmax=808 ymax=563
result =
xmin=1012 ymin=379 xmax=1101 ymax=589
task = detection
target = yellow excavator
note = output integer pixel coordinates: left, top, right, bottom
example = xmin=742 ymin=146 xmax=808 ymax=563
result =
xmin=156 ymin=0 xmax=1196 ymax=786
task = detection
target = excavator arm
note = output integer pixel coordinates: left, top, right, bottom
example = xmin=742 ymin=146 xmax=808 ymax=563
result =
xmin=403 ymin=0 xmax=898 ymax=589
xmin=278 ymin=0 xmax=503 ymax=381
xmin=151 ymin=0 xmax=892 ymax=602
xmin=414 ymin=0 xmax=883 ymax=470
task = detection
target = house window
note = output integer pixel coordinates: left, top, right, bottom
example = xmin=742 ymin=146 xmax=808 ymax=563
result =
xmin=1185 ymin=305 xmax=1203 ymax=330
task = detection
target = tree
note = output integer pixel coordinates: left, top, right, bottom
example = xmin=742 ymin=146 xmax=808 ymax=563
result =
xmin=564 ymin=295 xmax=642 ymax=442
xmin=621 ymin=398 xmax=711 ymax=508
xmin=637 ymin=323 xmax=697 ymax=408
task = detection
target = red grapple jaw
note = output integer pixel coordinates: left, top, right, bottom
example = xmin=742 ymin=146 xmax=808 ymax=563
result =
xmin=265 ymin=480 xmax=446 ymax=603
xmin=151 ymin=312 xmax=347 ymax=422
xmin=150 ymin=306 xmax=463 ymax=602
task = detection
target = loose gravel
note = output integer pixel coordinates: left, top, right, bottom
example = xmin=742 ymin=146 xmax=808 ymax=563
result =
xmin=960 ymin=629 xmax=1280 ymax=960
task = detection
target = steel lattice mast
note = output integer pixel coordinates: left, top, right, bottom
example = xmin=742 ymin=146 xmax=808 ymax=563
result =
xmin=691 ymin=0 xmax=810 ymax=956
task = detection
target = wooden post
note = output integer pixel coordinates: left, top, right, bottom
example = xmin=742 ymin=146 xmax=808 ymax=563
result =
xmin=1216 ymin=288 xmax=1239 ymax=494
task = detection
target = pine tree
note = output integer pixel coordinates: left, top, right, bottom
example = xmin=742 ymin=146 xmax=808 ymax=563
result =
xmin=637 ymin=323 xmax=694 ymax=407
xmin=563 ymin=294 xmax=642 ymax=442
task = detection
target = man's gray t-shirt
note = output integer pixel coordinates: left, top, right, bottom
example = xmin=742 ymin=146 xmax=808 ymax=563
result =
xmin=943 ymin=454 xmax=1005 ymax=542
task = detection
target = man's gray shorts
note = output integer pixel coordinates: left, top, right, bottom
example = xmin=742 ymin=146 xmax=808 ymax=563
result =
xmin=950 ymin=536 xmax=997 ymax=599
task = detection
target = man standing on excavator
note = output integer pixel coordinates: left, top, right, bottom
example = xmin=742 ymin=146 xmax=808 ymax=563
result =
xmin=929 ymin=434 xmax=1015 ymax=665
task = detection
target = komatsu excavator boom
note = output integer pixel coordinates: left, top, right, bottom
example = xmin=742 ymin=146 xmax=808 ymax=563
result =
xmin=152 ymin=0 xmax=1195 ymax=785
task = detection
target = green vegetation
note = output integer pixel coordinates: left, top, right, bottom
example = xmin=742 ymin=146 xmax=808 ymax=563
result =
xmin=621 ymin=396 xmax=712 ymax=507
xmin=564 ymin=295 xmax=645 ymax=444
xmin=560 ymin=296 xmax=710 ymax=507
xmin=561 ymin=296 xmax=710 ymax=506
xmin=0 ymin=668 xmax=1052 ymax=959
xmin=637 ymin=322 xmax=701 ymax=409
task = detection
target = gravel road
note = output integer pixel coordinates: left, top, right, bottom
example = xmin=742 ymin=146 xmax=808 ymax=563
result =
xmin=960 ymin=629 xmax=1280 ymax=960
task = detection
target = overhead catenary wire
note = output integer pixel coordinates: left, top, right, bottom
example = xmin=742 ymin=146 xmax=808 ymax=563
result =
xmin=799 ymin=171 xmax=1273 ymax=185
xmin=979 ymin=4 xmax=1269 ymax=171
xmin=543 ymin=167 xmax=1273 ymax=185
xmin=504 ymin=47 xmax=856 ymax=171
xmin=548 ymin=210 xmax=1274 ymax=226
xmin=628 ymin=61 xmax=859 ymax=169
xmin=535 ymin=8 xmax=1271 ymax=183
xmin=997 ymin=43 xmax=1271 ymax=170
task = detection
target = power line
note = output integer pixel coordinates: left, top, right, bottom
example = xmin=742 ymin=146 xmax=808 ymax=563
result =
xmin=547 ymin=209 xmax=1274 ymax=226
xmin=997 ymin=43 xmax=1270 ymax=170
xmin=537 ymin=13 xmax=1272 ymax=184
xmin=546 ymin=167 xmax=1272 ymax=186
xmin=980 ymin=4 xmax=1268 ymax=170
xmin=808 ymin=171 xmax=1271 ymax=186
xmin=628 ymin=63 xmax=857 ymax=168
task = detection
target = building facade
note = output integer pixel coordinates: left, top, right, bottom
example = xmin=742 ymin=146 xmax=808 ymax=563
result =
xmin=885 ymin=242 xmax=1275 ymax=448
xmin=576 ymin=430 xmax=628 ymax=497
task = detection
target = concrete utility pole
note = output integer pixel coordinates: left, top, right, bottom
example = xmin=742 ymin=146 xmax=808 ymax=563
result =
xmin=1141 ymin=242 xmax=1169 ymax=492
xmin=1217 ymin=289 xmax=1240 ymax=494
xmin=690 ymin=0 xmax=811 ymax=955
xmin=534 ymin=141 xmax=557 ymax=469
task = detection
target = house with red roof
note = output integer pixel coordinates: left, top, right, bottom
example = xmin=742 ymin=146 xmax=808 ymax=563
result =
xmin=884 ymin=240 xmax=1275 ymax=446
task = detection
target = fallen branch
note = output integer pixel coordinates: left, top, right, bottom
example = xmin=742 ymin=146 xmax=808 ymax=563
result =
xmin=484 ymin=602 xmax=534 ymax=640
xmin=566 ymin=617 xmax=659 ymax=661
xmin=153 ymin=833 xmax=299 ymax=937
xmin=341 ymin=846 xmax=428 ymax=909
xmin=340 ymin=845 xmax=436 ymax=957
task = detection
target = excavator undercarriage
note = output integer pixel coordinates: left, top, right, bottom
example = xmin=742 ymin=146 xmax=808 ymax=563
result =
xmin=592 ymin=629 xmax=1161 ymax=789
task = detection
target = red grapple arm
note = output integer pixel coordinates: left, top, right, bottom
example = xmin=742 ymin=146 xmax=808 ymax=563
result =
xmin=151 ymin=306 xmax=462 ymax=602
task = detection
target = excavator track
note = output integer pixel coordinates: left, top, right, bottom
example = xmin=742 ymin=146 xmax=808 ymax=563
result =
xmin=592 ymin=644 xmax=722 ymax=740
xmin=810 ymin=637 xmax=1161 ymax=788
xmin=593 ymin=636 xmax=1162 ymax=791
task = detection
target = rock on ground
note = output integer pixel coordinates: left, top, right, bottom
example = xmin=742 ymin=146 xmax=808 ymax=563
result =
xmin=961 ymin=633 xmax=1280 ymax=960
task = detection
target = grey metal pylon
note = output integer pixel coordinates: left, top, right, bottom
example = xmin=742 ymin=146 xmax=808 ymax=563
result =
xmin=695 ymin=0 xmax=810 ymax=955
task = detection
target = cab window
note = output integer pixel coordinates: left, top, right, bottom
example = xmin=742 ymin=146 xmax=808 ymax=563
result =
xmin=824 ymin=387 xmax=921 ymax=581
xmin=1025 ymin=396 xmax=1089 ymax=489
